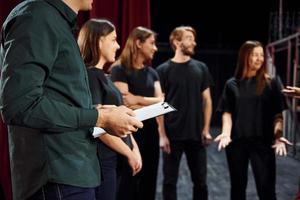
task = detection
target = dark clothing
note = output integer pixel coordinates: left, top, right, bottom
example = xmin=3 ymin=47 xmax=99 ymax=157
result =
xmin=111 ymin=65 xmax=159 ymax=97
xmin=87 ymin=68 xmax=123 ymax=106
xmin=156 ymin=58 xmax=212 ymax=200
xmin=162 ymin=140 xmax=208 ymax=200
xmin=226 ymin=139 xmax=276 ymax=200
xmin=156 ymin=59 xmax=213 ymax=141
xmin=28 ymin=182 xmax=97 ymax=200
xmin=95 ymin=157 xmax=117 ymax=200
xmin=111 ymin=65 xmax=160 ymax=200
xmin=87 ymin=67 xmax=132 ymax=200
xmin=217 ymin=76 xmax=286 ymax=200
xmin=218 ymin=77 xmax=287 ymax=144
xmin=117 ymin=119 xmax=160 ymax=200
xmin=87 ymin=67 xmax=132 ymax=160
xmin=0 ymin=0 xmax=100 ymax=199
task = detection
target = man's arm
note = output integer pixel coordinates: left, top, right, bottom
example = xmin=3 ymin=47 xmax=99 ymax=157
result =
xmin=0 ymin=13 xmax=143 ymax=136
xmin=0 ymin=14 xmax=99 ymax=132
xmin=201 ymin=88 xmax=212 ymax=142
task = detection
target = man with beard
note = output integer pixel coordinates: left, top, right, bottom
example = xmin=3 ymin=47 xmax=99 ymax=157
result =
xmin=156 ymin=26 xmax=213 ymax=200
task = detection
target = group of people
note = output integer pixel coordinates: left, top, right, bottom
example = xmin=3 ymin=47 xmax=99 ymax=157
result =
xmin=0 ymin=0 xmax=298 ymax=200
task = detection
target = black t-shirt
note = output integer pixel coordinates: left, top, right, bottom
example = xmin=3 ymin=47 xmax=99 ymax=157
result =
xmin=87 ymin=67 xmax=132 ymax=159
xmin=217 ymin=76 xmax=287 ymax=144
xmin=111 ymin=65 xmax=159 ymax=97
xmin=156 ymin=59 xmax=213 ymax=141
xmin=111 ymin=65 xmax=160 ymax=144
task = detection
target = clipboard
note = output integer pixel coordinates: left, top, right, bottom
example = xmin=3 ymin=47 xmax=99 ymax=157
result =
xmin=93 ymin=102 xmax=176 ymax=137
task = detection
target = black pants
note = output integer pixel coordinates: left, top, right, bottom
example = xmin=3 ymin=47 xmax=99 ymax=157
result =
xmin=162 ymin=140 xmax=208 ymax=200
xmin=226 ymin=139 xmax=276 ymax=200
xmin=96 ymin=156 xmax=117 ymax=200
xmin=117 ymin=119 xmax=159 ymax=200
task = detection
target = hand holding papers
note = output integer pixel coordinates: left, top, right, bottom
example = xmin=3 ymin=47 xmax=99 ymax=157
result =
xmin=93 ymin=102 xmax=176 ymax=137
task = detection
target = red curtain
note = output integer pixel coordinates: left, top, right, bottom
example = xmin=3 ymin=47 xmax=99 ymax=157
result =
xmin=89 ymin=0 xmax=151 ymax=47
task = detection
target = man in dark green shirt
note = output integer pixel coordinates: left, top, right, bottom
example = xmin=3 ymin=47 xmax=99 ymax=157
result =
xmin=0 ymin=0 xmax=142 ymax=199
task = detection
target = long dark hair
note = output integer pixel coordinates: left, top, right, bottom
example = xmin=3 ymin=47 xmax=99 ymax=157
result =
xmin=235 ymin=40 xmax=269 ymax=94
xmin=78 ymin=19 xmax=115 ymax=67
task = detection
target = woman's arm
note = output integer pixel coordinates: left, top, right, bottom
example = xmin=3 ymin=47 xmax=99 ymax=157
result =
xmin=114 ymin=81 xmax=164 ymax=108
xmin=130 ymin=134 xmax=142 ymax=175
xmin=272 ymin=113 xmax=292 ymax=156
xmin=214 ymin=112 xmax=232 ymax=151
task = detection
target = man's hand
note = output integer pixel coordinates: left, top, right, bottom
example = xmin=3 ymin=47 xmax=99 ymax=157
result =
xmin=159 ymin=135 xmax=171 ymax=154
xmin=96 ymin=105 xmax=143 ymax=137
xmin=202 ymin=131 xmax=213 ymax=147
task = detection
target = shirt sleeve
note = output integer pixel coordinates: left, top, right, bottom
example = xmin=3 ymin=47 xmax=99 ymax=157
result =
xmin=156 ymin=65 xmax=166 ymax=93
xmin=87 ymin=69 xmax=104 ymax=105
xmin=149 ymin=67 xmax=159 ymax=82
xmin=271 ymin=76 xmax=287 ymax=114
xmin=200 ymin=63 xmax=214 ymax=92
xmin=110 ymin=65 xmax=128 ymax=83
xmin=0 ymin=13 xmax=98 ymax=132
xmin=217 ymin=80 xmax=234 ymax=114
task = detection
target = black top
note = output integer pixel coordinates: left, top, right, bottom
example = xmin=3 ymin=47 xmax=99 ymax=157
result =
xmin=111 ymin=65 xmax=160 ymax=144
xmin=0 ymin=0 xmax=100 ymax=198
xmin=156 ymin=59 xmax=213 ymax=141
xmin=111 ymin=65 xmax=159 ymax=97
xmin=217 ymin=76 xmax=287 ymax=144
xmin=87 ymin=67 xmax=132 ymax=159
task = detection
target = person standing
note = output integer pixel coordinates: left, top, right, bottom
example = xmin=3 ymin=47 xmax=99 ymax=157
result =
xmin=0 ymin=1 xmax=142 ymax=199
xmin=78 ymin=19 xmax=142 ymax=200
xmin=156 ymin=26 xmax=213 ymax=200
xmin=111 ymin=26 xmax=165 ymax=200
xmin=215 ymin=40 xmax=291 ymax=200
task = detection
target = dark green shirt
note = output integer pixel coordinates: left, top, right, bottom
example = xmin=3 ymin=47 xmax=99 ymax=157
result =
xmin=0 ymin=0 xmax=100 ymax=199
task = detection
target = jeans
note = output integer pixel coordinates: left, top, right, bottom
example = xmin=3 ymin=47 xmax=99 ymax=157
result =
xmin=28 ymin=182 xmax=97 ymax=200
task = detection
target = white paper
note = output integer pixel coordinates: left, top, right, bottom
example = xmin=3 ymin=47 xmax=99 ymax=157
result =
xmin=92 ymin=102 xmax=176 ymax=137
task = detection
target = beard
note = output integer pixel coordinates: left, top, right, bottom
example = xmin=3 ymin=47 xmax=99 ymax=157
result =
xmin=181 ymin=44 xmax=195 ymax=56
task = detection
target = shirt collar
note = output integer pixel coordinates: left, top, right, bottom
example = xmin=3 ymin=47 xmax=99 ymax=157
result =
xmin=44 ymin=0 xmax=77 ymax=29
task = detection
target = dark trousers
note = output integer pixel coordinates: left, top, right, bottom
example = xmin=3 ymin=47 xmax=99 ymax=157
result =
xmin=28 ymin=182 xmax=97 ymax=200
xmin=162 ymin=140 xmax=208 ymax=200
xmin=95 ymin=156 xmax=117 ymax=200
xmin=226 ymin=139 xmax=276 ymax=200
xmin=117 ymin=119 xmax=159 ymax=200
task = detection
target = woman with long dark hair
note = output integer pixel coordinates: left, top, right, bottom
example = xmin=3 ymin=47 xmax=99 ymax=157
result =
xmin=78 ymin=19 xmax=142 ymax=200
